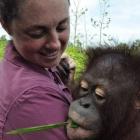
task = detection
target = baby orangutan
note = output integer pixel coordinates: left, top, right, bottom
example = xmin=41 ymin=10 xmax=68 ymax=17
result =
xmin=67 ymin=47 xmax=140 ymax=140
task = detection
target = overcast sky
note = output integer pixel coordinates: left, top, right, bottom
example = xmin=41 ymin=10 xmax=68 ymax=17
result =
xmin=0 ymin=0 xmax=140 ymax=43
xmin=70 ymin=0 xmax=140 ymax=44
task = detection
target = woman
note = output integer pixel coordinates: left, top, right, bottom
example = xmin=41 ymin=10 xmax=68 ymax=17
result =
xmin=0 ymin=0 xmax=73 ymax=139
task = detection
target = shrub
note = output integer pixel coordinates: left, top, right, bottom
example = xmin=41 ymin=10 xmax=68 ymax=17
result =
xmin=66 ymin=44 xmax=87 ymax=79
xmin=0 ymin=39 xmax=7 ymax=59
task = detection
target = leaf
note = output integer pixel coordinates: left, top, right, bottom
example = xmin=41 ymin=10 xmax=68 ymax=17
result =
xmin=6 ymin=122 xmax=68 ymax=135
xmin=70 ymin=121 xmax=79 ymax=128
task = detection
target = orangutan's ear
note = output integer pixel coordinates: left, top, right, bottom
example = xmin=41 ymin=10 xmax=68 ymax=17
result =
xmin=134 ymin=91 xmax=140 ymax=109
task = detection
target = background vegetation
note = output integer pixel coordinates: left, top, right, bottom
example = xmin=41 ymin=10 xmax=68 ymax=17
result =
xmin=66 ymin=44 xmax=87 ymax=79
xmin=0 ymin=36 xmax=140 ymax=79
xmin=0 ymin=35 xmax=7 ymax=59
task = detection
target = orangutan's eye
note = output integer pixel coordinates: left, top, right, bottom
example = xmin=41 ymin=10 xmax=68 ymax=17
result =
xmin=79 ymin=80 xmax=89 ymax=96
xmin=80 ymin=80 xmax=89 ymax=90
xmin=95 ymin=86 xmax=106 ymax=101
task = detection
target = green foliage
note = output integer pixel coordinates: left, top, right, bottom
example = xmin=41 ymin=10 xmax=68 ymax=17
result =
xmin=66 ymin=44 xmax=87 ymax=79
xmin=0 ymin=37 xmax=7 ymax=59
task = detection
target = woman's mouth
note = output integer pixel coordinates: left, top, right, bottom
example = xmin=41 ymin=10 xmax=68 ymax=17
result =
xmin=39 ymin=49 xmax=58 ymax=60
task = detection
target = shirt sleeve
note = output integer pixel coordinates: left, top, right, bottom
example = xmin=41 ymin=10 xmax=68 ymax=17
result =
xmin=3 ymin=86 xmax=70 ymax=140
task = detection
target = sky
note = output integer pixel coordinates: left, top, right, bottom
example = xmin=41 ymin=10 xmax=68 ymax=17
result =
xmin=70 ymin=0 xmax=140 ymax=44
xmin=0 ymin=0 xmax=140 ymax=44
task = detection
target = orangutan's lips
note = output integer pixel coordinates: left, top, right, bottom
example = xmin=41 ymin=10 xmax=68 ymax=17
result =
xmin=68 ymin=111 xmax=93 ymax=130
xmin=68 ymin=120 xmax=94 ymax=131
xmin=67 ymin=119 xmax=97 ymax=140
xmin=69 ymin=118 xmax=91 ymax=130
xmin=70 ymin=119 xmax=80 ymax=128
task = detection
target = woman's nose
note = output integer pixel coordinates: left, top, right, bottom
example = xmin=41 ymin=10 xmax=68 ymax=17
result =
xmin=46 ymin=31 xmax=61 ymax=49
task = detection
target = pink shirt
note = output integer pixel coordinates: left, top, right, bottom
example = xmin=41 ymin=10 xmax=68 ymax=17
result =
xmin=0 ymin=43 xmax=73 ymax=140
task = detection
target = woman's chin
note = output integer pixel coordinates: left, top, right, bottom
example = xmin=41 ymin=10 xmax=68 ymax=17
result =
xmin=40 ymin=59 xmax=60 ymax=68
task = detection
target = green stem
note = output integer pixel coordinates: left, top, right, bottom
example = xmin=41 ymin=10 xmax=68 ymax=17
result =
xmin=6 ymin=122 xmax=68 ymax=135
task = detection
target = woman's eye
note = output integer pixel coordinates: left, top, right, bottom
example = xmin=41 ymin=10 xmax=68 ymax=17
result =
xmin=26 ymin=30 xmax=46 ymax=39
xmin=57 ymin=26 xmax=67 ymax=32
xmin=57 ymin=22 xmax=69 ymax=32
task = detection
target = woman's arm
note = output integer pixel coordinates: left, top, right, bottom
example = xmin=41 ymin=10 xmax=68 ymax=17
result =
xmin=3 ymin=86 xmax=70 ymax=140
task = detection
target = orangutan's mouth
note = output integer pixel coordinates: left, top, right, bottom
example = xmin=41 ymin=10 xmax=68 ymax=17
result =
xmin=67 ymin=119 xmax=97 ymax=140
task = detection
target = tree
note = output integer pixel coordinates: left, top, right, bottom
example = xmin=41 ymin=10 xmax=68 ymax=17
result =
xmin=91 ymin=0 xmax=111 ymax=45
xmin=0 ymin=35 xmax=7 ymax=41
xmin=70 ymin=0 xmax=88 ymax=47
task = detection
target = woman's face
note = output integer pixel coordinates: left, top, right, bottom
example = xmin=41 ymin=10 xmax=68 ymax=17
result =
xmin=8 ymin=0 xmax=70 ymax=68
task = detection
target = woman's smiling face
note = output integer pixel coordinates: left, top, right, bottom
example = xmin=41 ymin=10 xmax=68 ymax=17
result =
xmin=8 ymin=0 xmax=70 ymax=68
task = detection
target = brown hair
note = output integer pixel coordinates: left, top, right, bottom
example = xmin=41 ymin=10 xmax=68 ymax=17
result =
xmin=0 ymin=0 xmax=70 ymax=23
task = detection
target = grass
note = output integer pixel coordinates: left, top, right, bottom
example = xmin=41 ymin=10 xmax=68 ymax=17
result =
xmin=6 ymin=122 xmax=68 ymax=135
xmin=6 ymin=121 xmax=79 ymax=135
